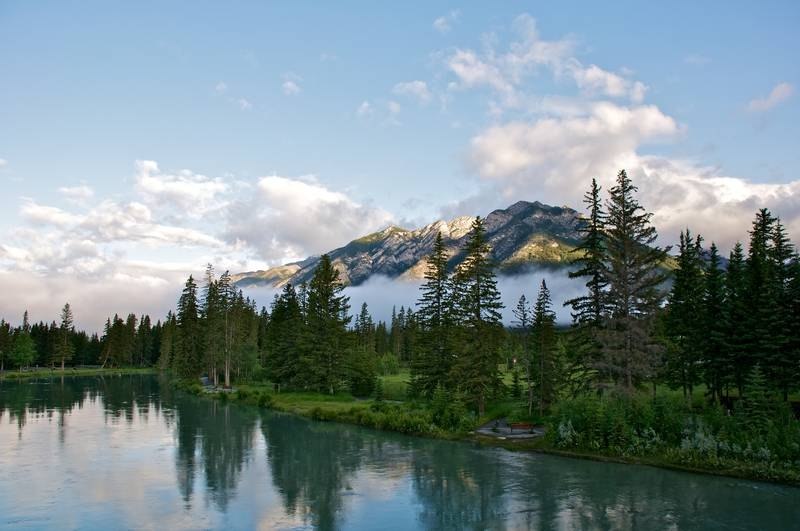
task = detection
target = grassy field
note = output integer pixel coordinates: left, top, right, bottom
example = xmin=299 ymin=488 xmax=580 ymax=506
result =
xmin=1 ymin=366 xmax=157 ymax=380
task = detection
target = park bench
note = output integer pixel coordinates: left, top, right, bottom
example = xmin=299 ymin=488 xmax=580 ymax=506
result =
xmin=509 ymin=422 xmax=535 ymax=434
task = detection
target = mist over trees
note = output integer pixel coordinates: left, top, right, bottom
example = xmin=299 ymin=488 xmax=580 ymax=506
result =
xmin=2 ymin=168 xmax=799 ymax=427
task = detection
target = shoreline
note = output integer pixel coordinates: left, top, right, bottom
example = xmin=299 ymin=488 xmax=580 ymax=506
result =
xmin=6 ymin=371 xmax=795 ymax=487
xmin=172 ymin=379 xmax=800 ymax=488
xmin=0 ymin=367 xmax=157 ymax=380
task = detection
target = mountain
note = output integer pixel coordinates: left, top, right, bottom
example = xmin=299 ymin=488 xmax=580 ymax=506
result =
xmin=232 ymin=200 xmax=585 ymax=288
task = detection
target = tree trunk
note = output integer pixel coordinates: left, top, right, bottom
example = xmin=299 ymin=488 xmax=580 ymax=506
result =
xmin=224 ymin=356 xmax=230 ymax=389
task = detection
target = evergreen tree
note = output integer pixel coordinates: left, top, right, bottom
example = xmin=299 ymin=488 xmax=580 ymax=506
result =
xmin=664 ymin=230 xmax=705 ymax=398
xmin=266 ymin=283 xmax=304 ymax=387
xmin=724 ymin=243 xmax=749 ymax=395
xmin=158 ymin=312 xmax=177 ymax=370
xmin=175 ymin=275 xmax=202 ymax=378
xmin=598 ymin=170 xmax=668 ymax=391
xmin=306 ymin=255 xmax=351 ymax=394
xmin=0 ymin=319 xmax=11 ymax=372
xmin=702 ymin=243 xmax=727 ymax=403
xmin=531 ymin=280 xmax=558 ymax=415
xmin=54 ymin=303 xmax=75 ymax=370
xmin=451 ymin=216 xmax=504 ymax=415
xmin=566 ymin=178 xmax=608 ymax=325
xmin=413 ymin=231 xmax=455 ymax=396
xmin=11 ymin=331 xmax=36 ymax=370
xmin=512 ymin=294 xmax=534 ymax=413
xmin=744 ymin=209 xmax=777 ymax=375
xmin=767 ymin=219 xmax=795 ymax=398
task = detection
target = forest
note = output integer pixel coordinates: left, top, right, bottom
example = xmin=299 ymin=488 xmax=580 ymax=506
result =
xmin=2 ymin=169 xmax=799 ymax=481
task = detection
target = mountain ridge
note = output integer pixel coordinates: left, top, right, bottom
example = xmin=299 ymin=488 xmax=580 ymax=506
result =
xmin=233 ymin=200 xmax=585 ymax=288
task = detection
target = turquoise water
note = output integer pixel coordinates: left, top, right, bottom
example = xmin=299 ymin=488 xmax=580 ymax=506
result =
xmin=0 ymin=375 xmax=797 ymax=530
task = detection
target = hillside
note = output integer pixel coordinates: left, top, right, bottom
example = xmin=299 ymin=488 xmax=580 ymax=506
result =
xmin=232 ymin=200 xmax=584 ymax=288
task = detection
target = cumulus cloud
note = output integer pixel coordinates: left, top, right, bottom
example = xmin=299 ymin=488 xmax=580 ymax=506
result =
xmin=58 ymin=184 xmax=95 ymax=204
xmin=225 ymin=175 xmax=394 ymax=262
xmin=470 ymin=102 xmax=678 ymax=199
xmin=433 ymin=10 xmax=460 ymax=34
xmin=0 ymin=158 xmax=7 ymax=168
xmin=215 ymin=81 xmax=228 ymax=93
xmin=747 ymin=82 xmax=794 ymax=112
xmin=238 ymin=98 xmax=253 ymax=110
xmin=392 ymin=80 xmax=432 ymax=103
xmin=444 ymin=14 xmax=647 ymax=109
xmin=134 ymin=159 xmax=229 ymax=217
xmin=1 ymin=161 xmax=390 ymax=330
xmin=466 ymin=99 xmax=800 ymax=251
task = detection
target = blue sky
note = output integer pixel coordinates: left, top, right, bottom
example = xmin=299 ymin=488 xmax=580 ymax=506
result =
xmin=1 ymin=1 xmax=798 ymax=328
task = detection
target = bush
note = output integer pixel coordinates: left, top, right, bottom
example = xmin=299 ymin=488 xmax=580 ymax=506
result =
xmin=549 ymin=392 xmax=800 ymax=467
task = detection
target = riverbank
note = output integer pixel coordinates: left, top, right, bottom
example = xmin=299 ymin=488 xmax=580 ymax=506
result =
xmin=1 ymin=367 xmax=157 ymax=380
xmin=172 ymin=379 xmax=800 ymax=487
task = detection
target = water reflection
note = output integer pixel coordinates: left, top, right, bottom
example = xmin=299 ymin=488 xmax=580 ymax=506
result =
xmin=1 ymin=376 xmax=798 ymax=530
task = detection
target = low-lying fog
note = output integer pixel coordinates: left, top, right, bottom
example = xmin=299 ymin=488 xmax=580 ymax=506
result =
xmin=244 ymin=269 xmax=584 ymax=326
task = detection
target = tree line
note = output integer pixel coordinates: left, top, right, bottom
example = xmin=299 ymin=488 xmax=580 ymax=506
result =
xmin=2 ymin=168 xmax=798 ymax=417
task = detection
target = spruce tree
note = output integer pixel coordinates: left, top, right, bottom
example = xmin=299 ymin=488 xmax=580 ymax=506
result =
xmin=721 ymin=242 xmax=748 ymax=396
xmin=306 ymin=255 xmax=351 ymax=394
xmin=531 ymin=280 xmax=558 ymax=416
xmin=451 ymin=216 xmax=504 ymax=415
xmin=513 ymin=294 xmax=534 ymax=412
xmin=175 ymin=275 xmax=201 ymax=378
xmin=265 ymin=284 xmax=303 ymax=387
xmin=566 ymin=177 xmax=608 ymax=325
xmin=703 ymin=243 xmax=727 ymax=403
xmin=767 ymin=220 xmax=795 ymax=398
xmin=54 ymin=303 xmax=75 ymax=370
xmin=664 ymin=229 xmax=705 ymax=398
xmin=413 ymin=231 xmax=454 ymax=396
xmin=598 ymin=170 xmax=668 ymax=391
xmin=744 ymin=209 xmax=777 ymax=377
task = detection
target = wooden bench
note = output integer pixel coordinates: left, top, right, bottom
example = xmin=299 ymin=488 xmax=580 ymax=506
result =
xmin=509 ymin=422 xmax=535 ymax=434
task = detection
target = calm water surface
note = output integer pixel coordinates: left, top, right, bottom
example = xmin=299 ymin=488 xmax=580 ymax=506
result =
xmin=0 ymin=375 xmax=797 ymax=530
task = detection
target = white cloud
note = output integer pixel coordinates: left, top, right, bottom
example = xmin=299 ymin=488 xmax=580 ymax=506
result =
xmin=134 ymin=159 xmax=229 ymax=217
xmin=0 ymin=158 xmax=7 ymax=168
xmin=466 ymin=99 xmax=800 ymax=251
xmin=282 ymin=80 xmax=301 ymax=95
xmin=281 ymin=72 xmax=302 ymax=96
xmin=59 ymin=184 xmax=95 ymax=203
xmin=238 ymin=98 xmax=253 ymax=110
xmin=356 ymin=100 xmax=373 ymax=117
xmin=392 ymin=80 xmax=432 ymax=103
xmin=747 ymin=82 xmax=794 ymax=112
xmin=215 ymin=81 xmax=228 ymax=93
xmin=225 ymin=175 xmax=394 ymax=262
xmin=388 ymin=100 xmax=401 ymax=114
xmin=433 ymin=10 xmax=460 ymax=34
xmin=470 ymin=102 xmax=678 ymax=190
xmin=2 ymin=161 xmax=390 ymax=330
xmin=444 ymin=14 xmax=646 ymax=109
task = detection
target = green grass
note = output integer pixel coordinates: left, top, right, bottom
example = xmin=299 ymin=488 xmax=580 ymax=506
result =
xmin=1 ymin=367 xmax=157 ymax=380
xmin=380 ymin=370 xmax=410 ymax=400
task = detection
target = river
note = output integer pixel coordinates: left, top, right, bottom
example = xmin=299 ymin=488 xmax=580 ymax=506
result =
xmin=0 ymin=375 xmax=796 ymax=530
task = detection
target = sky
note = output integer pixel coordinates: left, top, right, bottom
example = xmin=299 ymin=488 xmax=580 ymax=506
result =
xmin=1 ymin=1 xmax=799 ymax=330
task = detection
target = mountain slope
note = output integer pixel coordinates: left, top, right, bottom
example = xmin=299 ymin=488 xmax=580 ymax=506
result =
xmin=233 ymin=200 xmax=584 ymax=288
